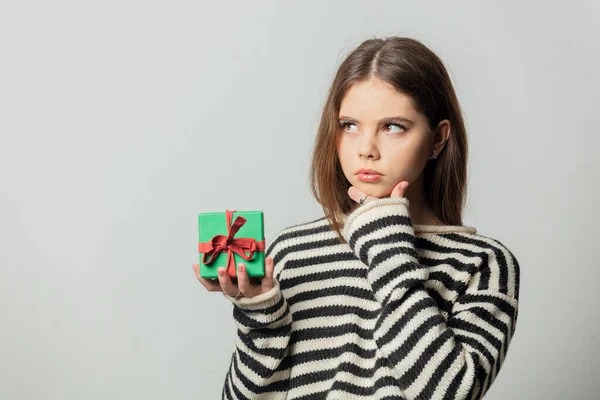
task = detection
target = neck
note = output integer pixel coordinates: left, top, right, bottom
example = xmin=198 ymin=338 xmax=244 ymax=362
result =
xmin=404 ymin=175 xmax=443 ymax=226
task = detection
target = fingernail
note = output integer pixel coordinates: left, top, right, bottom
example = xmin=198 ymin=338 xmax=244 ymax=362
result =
xmin=239 ymin=264 xmax=245 ymax=271
xmin=218 ymin=268 xmax=224 ymax=276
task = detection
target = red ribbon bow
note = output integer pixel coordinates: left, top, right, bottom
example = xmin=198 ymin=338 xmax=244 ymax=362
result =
xmin=198 ymin=210 xmax=265 ymax=279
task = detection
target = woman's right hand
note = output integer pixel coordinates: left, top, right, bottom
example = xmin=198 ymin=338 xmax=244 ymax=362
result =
xmin=193 ymin=256 xmax=276 ymax=299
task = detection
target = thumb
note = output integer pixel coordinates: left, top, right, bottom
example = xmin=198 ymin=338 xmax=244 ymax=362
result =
xmin=262 ymin=256 xmax=275 ymax=291
xmin=391 ymin=181 xmax=409 ymax=198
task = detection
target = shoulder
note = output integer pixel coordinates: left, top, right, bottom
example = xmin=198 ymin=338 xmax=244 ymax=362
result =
xmin=436 ymin=231 xmax=520 ymax=299
xmin=264 ymin=215 xmax=331 ymax=259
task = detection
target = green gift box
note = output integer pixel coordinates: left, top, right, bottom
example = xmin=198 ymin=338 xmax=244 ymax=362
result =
xmin=198 ymin=209 xmax=265 ymax=280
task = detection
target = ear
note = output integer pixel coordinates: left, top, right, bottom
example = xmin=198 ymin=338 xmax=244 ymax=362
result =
xmin=432 ymin=119 xmax=451 ymax=154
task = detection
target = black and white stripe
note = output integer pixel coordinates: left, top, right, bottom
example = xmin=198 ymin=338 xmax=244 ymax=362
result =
xmin=220 ymin=197 xmax=520 ymax=399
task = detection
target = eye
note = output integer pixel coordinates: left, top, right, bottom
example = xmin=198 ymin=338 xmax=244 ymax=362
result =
xmin=384 ymin=123 xmax=406 ymax=134
xmin=340 ymin=122 xmax=358 ymax=133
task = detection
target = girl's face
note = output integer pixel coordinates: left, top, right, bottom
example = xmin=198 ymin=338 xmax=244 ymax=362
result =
xmin=336 ymin=77 xmax=442 ymax=199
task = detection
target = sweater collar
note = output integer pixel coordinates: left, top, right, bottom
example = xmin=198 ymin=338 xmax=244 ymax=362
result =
xmin=413 ymin=224 xmax=477 ymax=234
xmin=337 ymin=209 xmax=477 ymax=234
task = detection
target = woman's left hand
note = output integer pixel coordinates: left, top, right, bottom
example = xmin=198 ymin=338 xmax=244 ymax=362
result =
xmin=348 ymin=180 xmax=409 ymax=205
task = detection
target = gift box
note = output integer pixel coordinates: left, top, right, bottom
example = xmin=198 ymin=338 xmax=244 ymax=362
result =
xmin=198 ymin=209 xmax=266 ymax=280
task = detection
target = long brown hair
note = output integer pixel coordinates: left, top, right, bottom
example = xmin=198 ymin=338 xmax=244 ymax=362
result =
xmin=309 ymin=36 xmax=469 ymax=244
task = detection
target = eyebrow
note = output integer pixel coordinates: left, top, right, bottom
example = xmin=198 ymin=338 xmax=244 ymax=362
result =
xmin=338 ymin=115 xmax=415 ymax=124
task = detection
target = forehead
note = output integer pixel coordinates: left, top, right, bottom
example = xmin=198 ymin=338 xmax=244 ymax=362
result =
xmin=339 ymin=78 xmax=419 ymax=120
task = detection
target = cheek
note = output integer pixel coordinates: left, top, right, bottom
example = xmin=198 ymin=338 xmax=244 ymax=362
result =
xmin=384 ymin=139 xmax=430 ymax=179
xmin=336 ymin=139 xmax=351 ymax=165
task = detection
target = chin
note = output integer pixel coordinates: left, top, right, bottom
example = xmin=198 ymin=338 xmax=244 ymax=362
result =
xmin=355 ymin=182 xmax=393 ymax=198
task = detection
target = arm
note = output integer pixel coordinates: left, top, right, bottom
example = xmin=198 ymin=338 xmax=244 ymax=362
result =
xmin=343 ymin=197 xmax=520 ymax=400
xmin=220 ymin=232 xmax=293 ymax=400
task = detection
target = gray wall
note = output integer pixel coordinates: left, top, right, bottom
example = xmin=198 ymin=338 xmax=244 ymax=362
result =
xmin=1 ymin=1 xmax=598 ymax=398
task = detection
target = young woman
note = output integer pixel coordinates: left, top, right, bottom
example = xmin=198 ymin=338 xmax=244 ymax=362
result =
xmin=194 ymin=36 xmax=520 ymax=400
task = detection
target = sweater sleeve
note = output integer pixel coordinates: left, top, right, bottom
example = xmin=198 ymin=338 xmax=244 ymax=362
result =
xmin=342 ymin=197 xmax=520 ymax=400
xmin=219 ymin=232 xmax=293 ymax=400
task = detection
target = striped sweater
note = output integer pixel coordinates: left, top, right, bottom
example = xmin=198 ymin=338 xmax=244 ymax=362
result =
xmin=220 ymin=197 xmax=520 ymax=399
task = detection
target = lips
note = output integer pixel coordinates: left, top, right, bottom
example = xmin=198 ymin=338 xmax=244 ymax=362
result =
xmin=356 ymin=168 xmax=382 ymax=175
xmin=356 ymin=168 xmax=383 ymax=183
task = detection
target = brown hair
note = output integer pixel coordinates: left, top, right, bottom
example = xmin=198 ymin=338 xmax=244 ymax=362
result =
xmin=309 ymin=36 xmax=469 ymax=244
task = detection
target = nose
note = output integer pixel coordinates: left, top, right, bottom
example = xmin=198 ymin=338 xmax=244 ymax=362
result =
xmin=358 ymin=132 xmax=380 ymax=160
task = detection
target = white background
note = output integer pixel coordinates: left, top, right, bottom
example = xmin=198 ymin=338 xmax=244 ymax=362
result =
xmin=1 ymin=1 xmax=598 ymax=398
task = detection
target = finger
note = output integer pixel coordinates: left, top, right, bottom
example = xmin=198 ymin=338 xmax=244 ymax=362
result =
xmin=198 ymin=277 xmax=222 ymax=292
xmin=193 ymin=263 xmax=221 ymax=291
xmin=347 ymin=186 xmax=364 ymax=202
xmin=262 ymin=256 xmax=275 ymax=291
xmin=236 ymin=263 xmax=251 ymax=298
xmin=193 ymin=263 xmax=210 ymax=282
xmin=217 ymin=267 xmax=238 ymax=296
xmin=391 ymin=181 xmax=409 ymax=198
xmin=348 ymin=186 xmax=377 ymax=204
